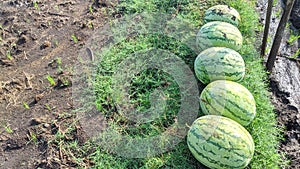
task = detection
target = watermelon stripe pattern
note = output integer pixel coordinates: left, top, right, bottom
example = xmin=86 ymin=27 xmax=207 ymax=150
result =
xmin=200 ymin=80 xmax=256 ymax=126
xmin=196 ymin=21 xmax=243 ymax=51
xmin=187 ymin=115 xmax=255 ymax=169
xmin=194 ymin=47 xmax=245 ymax=84
xmin=204 ymin=5 xmax=241 ymax=27
xmin=188 ymin=5 xmax=256 ymax=169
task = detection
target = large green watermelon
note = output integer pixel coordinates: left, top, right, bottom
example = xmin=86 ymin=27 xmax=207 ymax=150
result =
xmin=194 ymin=47 xmax=245 ymax=84
xmin=196 ymin=21 xmax=243 ymax=51
xmin=187 ymin=115 xmax=255 ymax=169
xmin=204 ymin=5 xmax=241 ymax=27
xmin=200 ymin=80 xmax=256 ymax=126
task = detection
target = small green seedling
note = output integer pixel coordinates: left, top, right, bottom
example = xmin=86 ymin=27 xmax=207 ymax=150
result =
xmin=5 ymin=125 xmax=13 ymax=134
xmin=88 ymin=21 xmax=94 ymax=29
xmin=6 ymin=51 xmax=13 ymax=60
xmin=89 ymin=5 xmax=93 ymax=13
xmin=55 ymin=57 xmax=63 ymax=73
xmin=71 ymin=35 xmax=78 ymax=43
xmin=53 ymin=39 xmax=59 ymax=47
xmin=60 ymin=77 xmax=70 ymax=87
xmin=23 ymin=102 xmax=30 ymax=109
xmin=56 ymin=57 xmax=62 ymax=65
xmin=54 ymin=5 xmax=59 ymax=11
xmin=287 ymin=31 xmax=300 ymax=44
xmin=33 ymin=1 xmax=39 ymax=10
xmin=45 ymin=104 xmax=51 ymax=111
xmin=290 ymin=48 xmax=300 ymax=58
xmin=29 ymin=132 xmax=38 ymax=144
xmin=46 ymin=75 xmax=56 ymax=86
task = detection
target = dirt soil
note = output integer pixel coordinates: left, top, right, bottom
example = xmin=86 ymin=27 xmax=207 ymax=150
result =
xmin=0 ymin=0 xmax=117 ymax=168
xmin=257 ymin=0 xmax=300 ymax=168
xmin=0 ymin=0 xmax=299 ymax=169
xmin=270 ymin=57 xmax=300 ymax=169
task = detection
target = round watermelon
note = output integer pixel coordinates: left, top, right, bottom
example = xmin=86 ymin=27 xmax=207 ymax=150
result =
xmin=200 ymin=80 xmax=256 ymax=126
xmin=194 ymin=47 xmax=245 ymax=84
xmin=204 ymin=5 xmax=241 ymax=27
xmin=187 ymin=115 xmax=255 ymax=169
xmin=196 ymin=21 xmax=243 ymax=51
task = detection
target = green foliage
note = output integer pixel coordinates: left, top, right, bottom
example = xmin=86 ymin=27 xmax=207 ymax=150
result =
xmin=93 ymin=34 xmax=192 ymax=138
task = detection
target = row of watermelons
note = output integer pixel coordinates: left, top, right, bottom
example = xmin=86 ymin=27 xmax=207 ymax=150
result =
xmin=187 ymin=5 xmax=257 ymax=169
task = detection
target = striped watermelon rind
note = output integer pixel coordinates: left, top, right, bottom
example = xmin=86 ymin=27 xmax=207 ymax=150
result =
xmin=187 ymin=115 xmax=255 ymax=169
xmin=204 ymin=5 xmax=241 ymax=27
xmin=200 ymin=80 xmax=256 ymax=126
xmin=194 ymin=47 xmax=245 ymax=84
xmin=196 ymin=21 xmax=243 ymax=51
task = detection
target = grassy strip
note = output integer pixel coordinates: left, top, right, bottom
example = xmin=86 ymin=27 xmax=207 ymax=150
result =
xmin=226 ymin=1 xmax=288 ymax=168
xmin=80 ymin=0 xmax=289 ymax=168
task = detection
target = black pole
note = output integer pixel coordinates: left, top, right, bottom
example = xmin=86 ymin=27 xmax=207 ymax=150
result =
xmin=266 ymin=0 xmax=296 ymax=72
xmin=261 ymin=0 xmax=274 ymax=57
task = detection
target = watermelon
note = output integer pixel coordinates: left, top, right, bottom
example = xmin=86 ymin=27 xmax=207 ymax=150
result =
xmin=196 ymin=21 xmax=243 ymax=51
xmin=194 ymin=47 xmax=245 ymax=84
xmin=200 ymin=80 xmax=256 ymax=126
xmin=187 ymin=115 xmax=255 ymax=169
xmin=204 ymin=5 xmax=241 ymax=27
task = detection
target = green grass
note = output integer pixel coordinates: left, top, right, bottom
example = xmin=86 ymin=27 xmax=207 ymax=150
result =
xmin=73 ymin=0 xmax=288 ymax=168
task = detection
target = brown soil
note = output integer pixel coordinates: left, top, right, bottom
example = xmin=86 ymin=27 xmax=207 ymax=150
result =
xmin=0 ymin=0 xmax=115 ymax=168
